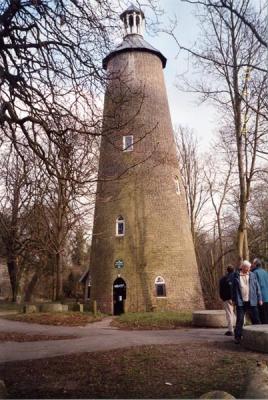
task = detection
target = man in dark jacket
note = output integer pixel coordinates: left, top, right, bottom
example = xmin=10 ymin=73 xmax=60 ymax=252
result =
xmin=232 ymin=260 xmax=262 ymax=344
xmin=252 ymin=258 xmax=268 ymax=323
xmin=219 ymin=265 xmax=235 ymax=336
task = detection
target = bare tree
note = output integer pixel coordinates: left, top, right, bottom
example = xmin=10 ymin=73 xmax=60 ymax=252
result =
xmin=204 ymin=137 xmax=234 ymax=275
xmin=25 ymin=126 xmax=98 ymax=300
xmin=171 ymin=0 xmax=267 ymax=258
xmin=0 ymin=145 xmax=35 ymax=301
xmin=0 ymin=1 xmax=119 ymax=167
xmin=0 ymin=121 xmax=98 ymax=301
xmin=181 ymin=0 xmax=267 ymax=49
xmin=175 ymin=125 xmax=209 ymax=245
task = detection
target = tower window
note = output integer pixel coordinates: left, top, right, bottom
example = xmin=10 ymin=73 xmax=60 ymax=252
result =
xmin=129 ymin=14 xmax=134 ymax=27
xmin=155 ymin=276 xmax=166 ymax=297
xmin=123 ymin=135 xmax=133 ymax=152
xmin=174 ymin=176 xmax=180 ymax=195
xmin=116 ymin=216 xmax=125 ymax=236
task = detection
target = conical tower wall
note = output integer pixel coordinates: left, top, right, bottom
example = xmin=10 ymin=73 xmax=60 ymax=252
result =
xmin=90 ymin=50 xmax=204 ymax=313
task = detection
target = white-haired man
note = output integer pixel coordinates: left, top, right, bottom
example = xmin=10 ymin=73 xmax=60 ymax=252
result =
xmin=232 ymin=260 xmax=262 ymax=344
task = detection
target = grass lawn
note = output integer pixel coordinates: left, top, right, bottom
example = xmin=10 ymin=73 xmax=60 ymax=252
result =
xmin=2 ymin=312 xmax=103 ymax=326
xmin=112 ymin=311 xmax=193 ymax=329
xmin=0 ymin=342 xmax=266 ymax=398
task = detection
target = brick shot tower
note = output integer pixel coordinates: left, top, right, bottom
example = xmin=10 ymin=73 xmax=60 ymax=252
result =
xmin=89 ymin=4 xmax=204 ymax=314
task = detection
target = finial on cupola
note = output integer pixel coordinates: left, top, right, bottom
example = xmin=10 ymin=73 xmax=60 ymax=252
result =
xmin=120 ymin=3 xmax=145 ymax=37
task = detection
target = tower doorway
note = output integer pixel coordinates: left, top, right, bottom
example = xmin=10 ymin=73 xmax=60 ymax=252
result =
xmin=113 ymin=278 xmax=126 ymax=315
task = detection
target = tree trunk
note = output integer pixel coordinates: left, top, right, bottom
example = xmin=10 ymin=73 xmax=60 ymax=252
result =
xmin=7 ymin=257 xmax=17 ymax=302
xmin=238 ymin=198 xmax=248 ymax=258
xmin=52 ymin=265 xmax=56 ymax=301
xmin=243 ymin=229 xmax=249 ymax=260
xmin=24 ymin=272 xmax=39 ymax=302
xmin=216 ymin=213 xmax=225 ymax=276
xmin=55 ymin=251 xmax=63 ymax=300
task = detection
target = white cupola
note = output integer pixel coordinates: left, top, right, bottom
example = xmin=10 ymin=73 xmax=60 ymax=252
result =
xmin=120 ymin=4 xmax=145 ymax=37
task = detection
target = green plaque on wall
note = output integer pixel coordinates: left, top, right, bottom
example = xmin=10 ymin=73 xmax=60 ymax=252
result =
xmin=114 ymin=259 xmax=124 ymax=269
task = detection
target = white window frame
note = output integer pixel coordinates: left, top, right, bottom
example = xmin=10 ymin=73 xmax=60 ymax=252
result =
xmin=116 ymin=216 xmax=125 ymax=237
xmin=123 ymin=135 xmax=134 ymax=152
xmin=154 ymin=276 xmax=166 ymax=297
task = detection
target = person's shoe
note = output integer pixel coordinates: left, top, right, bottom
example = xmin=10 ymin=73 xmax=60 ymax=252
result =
xmin=224 ymin=331 xmax=233 ymax=336
xmin=234 ymin=337 xmax=241 ymax=344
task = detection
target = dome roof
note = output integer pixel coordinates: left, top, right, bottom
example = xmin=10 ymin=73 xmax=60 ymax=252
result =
xmin=102 ymin=34 xmax=167 ymax=70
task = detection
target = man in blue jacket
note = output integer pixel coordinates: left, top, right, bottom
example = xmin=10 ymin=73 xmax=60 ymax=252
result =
xmin=252 ymin=258 xmax=268 ymax=323
xmin=232 ymin=260 xmax=262 ymax=344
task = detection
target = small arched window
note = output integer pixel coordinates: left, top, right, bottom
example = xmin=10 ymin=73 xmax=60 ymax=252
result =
xmin=116 ymin=216 xmax=125 ymax=236
xmin=155 ymin=276 xmax=166 ymax=297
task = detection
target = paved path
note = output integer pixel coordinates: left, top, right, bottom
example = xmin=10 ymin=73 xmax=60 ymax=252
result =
xmin=0 ymin=317 xmax=231 ymax=363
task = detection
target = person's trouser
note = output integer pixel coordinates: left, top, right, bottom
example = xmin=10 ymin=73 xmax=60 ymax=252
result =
xmin=223 ymin=300 xmax=235 ymax=333
xmin=235 ymin=302 xmax=261 ymax=339
xmin=258 ymin=302 xmax=268 ymax=324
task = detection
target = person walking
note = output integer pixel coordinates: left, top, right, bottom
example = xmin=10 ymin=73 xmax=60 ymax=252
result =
xmin=219 ymin=265 xmax=235 ymax=336
xmin=251 ymin=258 xmax=268 ymax=323
xmin=232 ymin=260 xmax=262 ymax=344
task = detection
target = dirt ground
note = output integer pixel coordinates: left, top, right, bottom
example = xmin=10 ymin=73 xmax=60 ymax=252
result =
xmin=0 ymin=332 xmax=76 ymax=342
xmin=1 ymin=341 xmax=267 ymax=399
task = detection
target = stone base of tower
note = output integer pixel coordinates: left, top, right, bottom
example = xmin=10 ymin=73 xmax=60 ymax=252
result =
xmin=125 ymin=299 xmax=202 ymax=313
xmin=90 ymin=299 xmax=203 ymax=315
